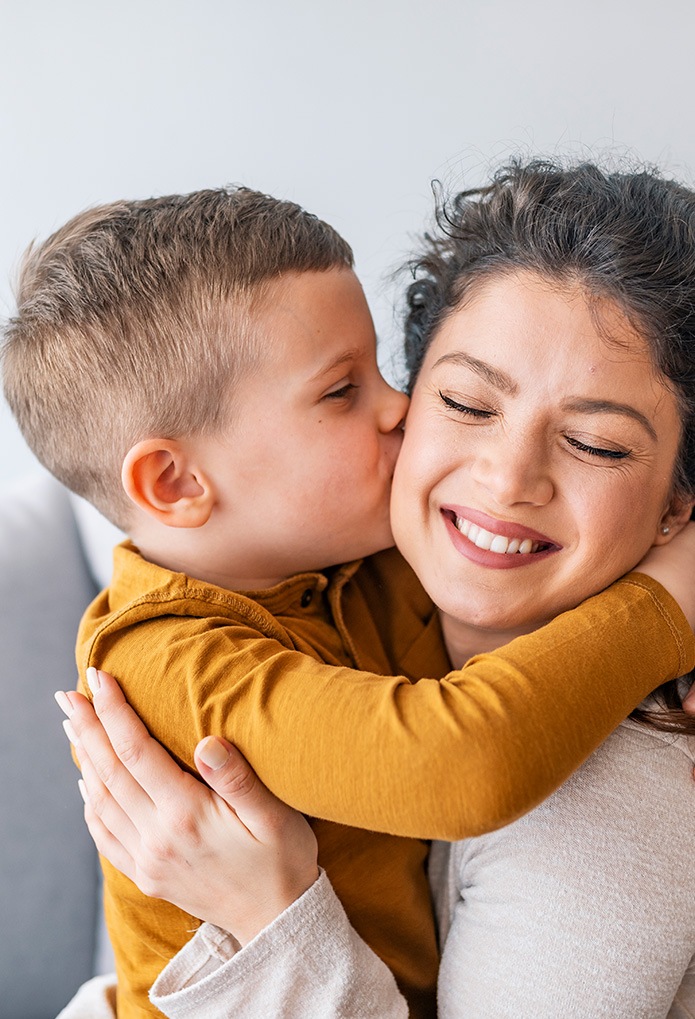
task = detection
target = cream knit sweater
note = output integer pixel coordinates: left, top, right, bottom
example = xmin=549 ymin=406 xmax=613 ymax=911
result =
xmin=59 ymin=710 xmax=695 ymax=1018
xmin=148 ymin=710 xmax=695 ymax=1019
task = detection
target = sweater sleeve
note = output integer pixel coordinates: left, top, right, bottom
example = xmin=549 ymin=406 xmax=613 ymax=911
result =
xmin=432 ymin=722 xmax=695 ymax=1018
xmin=84 ymin=573 xmax=694 ymax=840
xmin=149 ymin=871 xmax=407 ymax=1019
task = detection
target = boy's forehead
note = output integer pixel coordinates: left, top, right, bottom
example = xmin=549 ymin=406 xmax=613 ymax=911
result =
xmin=259 ymin=265 xmax=364 ymax=308
xmin=250 ymin=267 xmax=375 ymax=370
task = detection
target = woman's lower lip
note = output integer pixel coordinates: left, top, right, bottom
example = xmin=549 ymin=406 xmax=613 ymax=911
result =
xmin=443 ymin=513 xmax=558 ymax=570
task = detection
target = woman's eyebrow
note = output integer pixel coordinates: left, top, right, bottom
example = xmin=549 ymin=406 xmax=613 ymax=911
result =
xmin=432 ymin=353 xmax=658 ymax=438
xmin=432 ymin=351 xmax=518 ymax=394
xmin=563 ymin=398 xmax=657 ymax=439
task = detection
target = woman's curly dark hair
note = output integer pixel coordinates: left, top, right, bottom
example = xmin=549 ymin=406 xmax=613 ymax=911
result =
xmin=404 ymin=159 xmax=695 ymax=499
xmin=404 ymin=158 xmax=695 ymax=736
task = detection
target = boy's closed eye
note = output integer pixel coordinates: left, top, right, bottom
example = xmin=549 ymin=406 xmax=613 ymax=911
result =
xmin=323 ymin=382 xmax=359 ymax=400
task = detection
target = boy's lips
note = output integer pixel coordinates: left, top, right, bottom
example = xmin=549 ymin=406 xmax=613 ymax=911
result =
xmin=441 ymin=505 xmax=561 ymax=568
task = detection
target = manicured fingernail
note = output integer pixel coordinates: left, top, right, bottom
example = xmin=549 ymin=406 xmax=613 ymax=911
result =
xmin=54 ymin=690 xmax=74 ymax=717
xmin=77 ymin=779 xmax=88 ymax=804
xmin=197 ymin=736 xmax=230 ymax=770
xmin=63 ymin=718 xmax=80 ymax=747
xmin=86 ymin=667 xmax=101 ymax=694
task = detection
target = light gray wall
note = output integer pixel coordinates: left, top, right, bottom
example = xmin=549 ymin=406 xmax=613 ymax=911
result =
xmin=3 ymin=0 xmax=695 ymax=487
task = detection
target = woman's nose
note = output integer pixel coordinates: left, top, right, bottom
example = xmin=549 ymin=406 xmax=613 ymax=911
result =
xmin=471 ymin=440 xmax=554 ymax=507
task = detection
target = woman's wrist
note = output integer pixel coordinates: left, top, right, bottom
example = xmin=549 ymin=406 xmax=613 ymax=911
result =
xmin=231 ymin=863 xmax=321 ymax=946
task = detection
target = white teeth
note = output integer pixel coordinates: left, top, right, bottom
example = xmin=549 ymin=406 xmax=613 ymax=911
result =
xmin=454 ymin=517 xmax=543 ymax=555
xmin=474 ymin=527 xmax=494 ymax=550
xmin=489 ymin=535 xmax=509 ymax=553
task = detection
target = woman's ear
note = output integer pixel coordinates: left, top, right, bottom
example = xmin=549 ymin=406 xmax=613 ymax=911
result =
xmin=652 ymin=493 xmax=695 ymax=546
xmin=121 ymin=439 xmax=215 ymax=528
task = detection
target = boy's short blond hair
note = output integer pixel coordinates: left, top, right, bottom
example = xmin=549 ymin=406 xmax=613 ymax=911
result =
xmin=2 ymin=188 xmax=353 ymax=528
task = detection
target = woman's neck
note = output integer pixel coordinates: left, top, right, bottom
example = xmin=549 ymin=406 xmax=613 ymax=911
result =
xmin=439 ymin=610 xmax=542 ymax=669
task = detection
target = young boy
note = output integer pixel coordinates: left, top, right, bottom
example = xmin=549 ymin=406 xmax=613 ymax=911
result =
xmin=3 ymin=188 xmax=692 ymax=1019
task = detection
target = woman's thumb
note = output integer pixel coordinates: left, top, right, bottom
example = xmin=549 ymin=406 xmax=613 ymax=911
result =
xmin=194 ymin=736 xmax=274 ymax=821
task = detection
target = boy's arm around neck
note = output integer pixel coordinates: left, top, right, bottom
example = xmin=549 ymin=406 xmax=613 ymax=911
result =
xmin=78 ymin=557 xmax=694 ymax=843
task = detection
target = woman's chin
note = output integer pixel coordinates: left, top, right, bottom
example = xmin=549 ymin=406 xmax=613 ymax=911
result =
xmin=434 ymin=590 xmax=549 ymax=645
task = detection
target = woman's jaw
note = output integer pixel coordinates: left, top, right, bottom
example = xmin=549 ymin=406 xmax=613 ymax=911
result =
xmin=390 ymin=271 xmax=685 ymax=666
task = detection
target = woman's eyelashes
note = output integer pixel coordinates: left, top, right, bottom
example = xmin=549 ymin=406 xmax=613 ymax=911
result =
xmin=438 ymin=389 xmax=633 ymax=462
xmin=438 ymin=390 xmax=494 ymax=419
xmin=565 ymin=436 xmax=631 ymax=461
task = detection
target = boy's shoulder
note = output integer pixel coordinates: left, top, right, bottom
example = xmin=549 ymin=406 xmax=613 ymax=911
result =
xmin=76 ymin=540 xmax=305 ymax=673
xmin=92 ymin=539 xmax=295 ymax=622
xmin=74 ymin=542 xmax=354 ymax=767
xmin=93 ymin=542 xmax=432 ymax=634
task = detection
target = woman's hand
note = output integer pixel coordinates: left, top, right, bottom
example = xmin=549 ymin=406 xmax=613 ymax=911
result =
xmin=55 ymin=669 xmax=319 ymax=945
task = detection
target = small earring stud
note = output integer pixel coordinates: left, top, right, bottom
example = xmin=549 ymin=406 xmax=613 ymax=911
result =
xmin=661 ymin=525 xmax=671 ymax=535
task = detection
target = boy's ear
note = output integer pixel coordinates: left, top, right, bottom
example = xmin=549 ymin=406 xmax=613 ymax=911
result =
xmin=652 ymin=493 xmax=695 ymax=546
xmin=121 ymin=439 xmax=215 ymax=528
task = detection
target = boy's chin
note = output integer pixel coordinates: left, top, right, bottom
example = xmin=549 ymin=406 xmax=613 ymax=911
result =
xmin=362 ymin=538 xmax=397 ymax=559
xmin=356 ymin=531 xmax=398 ymax=560
xmin=327 ymin=534 xmax=397 ymax=567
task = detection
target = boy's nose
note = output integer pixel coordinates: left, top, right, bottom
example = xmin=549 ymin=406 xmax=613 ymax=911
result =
xmin=380 ymin=383 xmax=409 ymax=433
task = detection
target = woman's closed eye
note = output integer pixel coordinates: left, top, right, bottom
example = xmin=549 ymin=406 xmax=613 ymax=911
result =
xmin=565 ymin=435 xmax=631 ymax=460
xmin=438 ymin=389 xmax=634 ymax=461
xmin=439 ymin=390 xmax=495 ymax=419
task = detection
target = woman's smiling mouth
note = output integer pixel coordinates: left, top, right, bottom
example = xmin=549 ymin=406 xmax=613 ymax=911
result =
xmin=455 ymin=516 xmax=552 ymax=555
xmin=441 ymin=507 xmax=560 ymax=568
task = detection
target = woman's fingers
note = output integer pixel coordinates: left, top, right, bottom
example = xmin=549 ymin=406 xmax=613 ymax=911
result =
xmin=83 ymin=669 xmax=196 ymax=810
xmin=194 ymin=736 xmax=290 ymax=837
xmin=76 ymin=732 xmax=142 ymax=860
xmin=55 ymin=683 xmax=152 ymax=827
xmin=58 ymin=669 xmax=198 ymax=822
xmin=79 ymin=780 xmax=139 ymax=881
xmin=59 ymin=693 xmax=147 ymax=864
xmin=57 ymin=669 xmax=319 ymax=940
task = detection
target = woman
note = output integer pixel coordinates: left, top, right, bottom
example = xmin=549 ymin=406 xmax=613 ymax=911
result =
xmin=62 ymin=159 xmax=695 ymax=1017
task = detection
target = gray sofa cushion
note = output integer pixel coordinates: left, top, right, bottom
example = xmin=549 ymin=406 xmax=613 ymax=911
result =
xmin=0 ymin=474 xmax=101 ymax=1019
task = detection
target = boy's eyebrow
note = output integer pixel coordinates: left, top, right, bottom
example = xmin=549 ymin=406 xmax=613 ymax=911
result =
xmin=310 ymin=348 xmax=362 ymax=381
xmin=432 ymin=351 xmax=518 ymax=394
xmin=562 ymin=398 xmax=657 ymax=439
